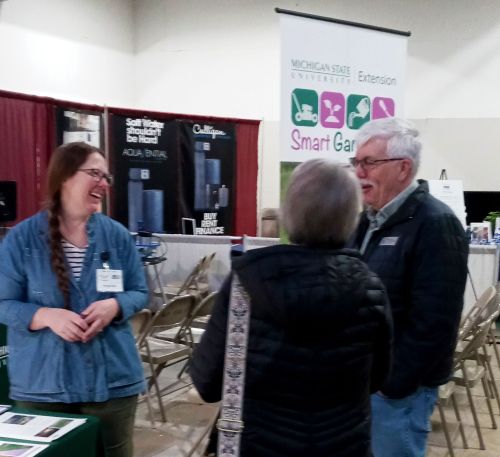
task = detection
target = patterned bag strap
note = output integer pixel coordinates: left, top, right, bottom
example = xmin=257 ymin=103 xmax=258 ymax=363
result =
xmin=217 ymin=273 xmax=251 ymax=457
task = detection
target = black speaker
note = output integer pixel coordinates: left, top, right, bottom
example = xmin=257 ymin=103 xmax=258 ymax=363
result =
xmin=0 ymin=181 xmax=17 ymax=222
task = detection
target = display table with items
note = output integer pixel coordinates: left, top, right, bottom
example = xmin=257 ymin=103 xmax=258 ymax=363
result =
xmin=0 ymin=407 xmax=103 ymax=457
xmin=464 ymin=244 xmax=500 ymax=315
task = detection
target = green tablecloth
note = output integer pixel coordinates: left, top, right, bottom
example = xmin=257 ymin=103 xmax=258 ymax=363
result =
xmin=1 ymin=408 xmax=104 ymax=457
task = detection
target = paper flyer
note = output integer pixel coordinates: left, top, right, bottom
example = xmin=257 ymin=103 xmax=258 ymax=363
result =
xmin=0 ymin=413 xmax=85 ymax=443
xmin=0 ymin=440 xmax=48 ymax=457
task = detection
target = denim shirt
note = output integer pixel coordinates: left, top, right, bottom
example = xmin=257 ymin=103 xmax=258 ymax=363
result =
xmin=0 ymin=211 xmax=148 ymax=402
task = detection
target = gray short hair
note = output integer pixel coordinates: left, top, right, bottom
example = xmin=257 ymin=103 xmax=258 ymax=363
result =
xmin=282 ymin=159 xmax=361 ymax=248
xmin=355 ymin=117 xmax=422 ymax=176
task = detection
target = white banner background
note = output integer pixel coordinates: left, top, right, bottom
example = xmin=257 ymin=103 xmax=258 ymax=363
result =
xmin=280 ymin=14 xmax=408 ymax=163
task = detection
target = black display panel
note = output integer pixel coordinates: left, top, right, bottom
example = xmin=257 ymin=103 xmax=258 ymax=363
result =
xmin=0 ymin=181 xmax=16 ymax=222
xmin=464 ymin=191 xmax=500 ymax=224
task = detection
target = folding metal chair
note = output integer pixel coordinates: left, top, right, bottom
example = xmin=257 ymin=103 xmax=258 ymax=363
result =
xmin=156 ymin=291 xmax=216 ymax=339
xmin=153 ymin=292 xmax=218 ymax=379
xmin=457 ymin=290 xmax=500 ymax=414
xmin=138 ymin=295 xmax=195 ymax=422
xmin=193 ymin=252 xmax=216 ymax=296
xmin=130 ymin=309 xmax=156 ymax=428
xmin=452 ymin=316 xmax=499 ymax=449
xmin=190 ymin=291 xmax=218 ymax=330
xmin=430 ymin=381 xmax=468 ymax=457
xmin=459 ymin=285 xmax=497 ymax=340
xmin=131 ymin=309 xmax=152 ymax=347
xmin=153 ymin=254 xmax=212 ymax=300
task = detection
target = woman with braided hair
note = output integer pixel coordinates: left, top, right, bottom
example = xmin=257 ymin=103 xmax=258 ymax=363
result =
xmin=0 ymin=142 xmax=148 ymax=457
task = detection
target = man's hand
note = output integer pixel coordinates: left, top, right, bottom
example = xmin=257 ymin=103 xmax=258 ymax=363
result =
xmin=30 ymin=308 xmax=89 ymax=342
xmin=81 ymin=298 xmax=120 ymax=343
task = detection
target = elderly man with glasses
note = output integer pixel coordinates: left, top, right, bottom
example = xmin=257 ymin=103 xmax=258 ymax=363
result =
xmin=349 ymin=117 xmax=469 ymax=457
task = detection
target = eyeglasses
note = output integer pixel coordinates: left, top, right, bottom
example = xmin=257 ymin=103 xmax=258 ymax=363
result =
xmin=78 ymin=169 xmax=113 ymax=185
xmin=349 ymin=157 xmax=405 ymax=170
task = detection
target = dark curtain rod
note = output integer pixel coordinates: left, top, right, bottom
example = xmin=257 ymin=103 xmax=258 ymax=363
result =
xmin=275 ymin=7 xmax=411 ymax=37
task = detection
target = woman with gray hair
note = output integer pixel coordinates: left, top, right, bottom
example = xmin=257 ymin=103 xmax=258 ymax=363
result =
xmin=191 ymin=158 xmax=392 ymax=457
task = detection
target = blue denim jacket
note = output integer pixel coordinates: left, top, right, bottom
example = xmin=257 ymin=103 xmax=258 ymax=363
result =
xmin=0 ymin=211 xmax=148 ymax=402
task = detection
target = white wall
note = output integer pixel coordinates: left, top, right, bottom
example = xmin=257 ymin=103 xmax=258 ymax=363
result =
xmin=133 ymin=0 xmax=500 ymax=119
xmin=1 ymin=0 xmax=500 ymax=212
xmin=0 ymin=0 xmax=135 ymax=106
xmin=132 ymin=0 xmax=500 ymax=210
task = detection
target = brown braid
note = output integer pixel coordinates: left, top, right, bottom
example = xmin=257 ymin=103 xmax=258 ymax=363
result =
xmin=48 ymin=197 xmax=71 ymax=309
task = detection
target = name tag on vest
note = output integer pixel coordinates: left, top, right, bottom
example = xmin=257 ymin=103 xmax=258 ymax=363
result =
xmin=379 ymin=236 xmax=399 ymax=246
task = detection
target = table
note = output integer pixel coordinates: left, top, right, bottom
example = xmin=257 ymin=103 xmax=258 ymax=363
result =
xmin=1 ymin=408 xmax=104 ymax=457
xmin=464 ymin=244 xmax=500 ymax=315
xmin=151 ymin=234 xmax=236 ymax=293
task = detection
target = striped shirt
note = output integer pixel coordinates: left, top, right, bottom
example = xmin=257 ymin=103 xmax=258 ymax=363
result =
xmin=62 ymin=239 xmax=87 ymax=281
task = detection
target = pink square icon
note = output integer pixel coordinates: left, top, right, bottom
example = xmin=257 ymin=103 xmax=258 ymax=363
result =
xmin=372 ymin=97 xmax=395 ymax=119
xmin=320 ymin=92 xmax=345 ymax=128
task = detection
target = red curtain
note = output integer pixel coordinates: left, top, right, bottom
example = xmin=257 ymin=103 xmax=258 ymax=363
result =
xmin=234 ymin=122 xmax=259 ymax=236
xmin=0 ymin=94 xmax=55 ymax=224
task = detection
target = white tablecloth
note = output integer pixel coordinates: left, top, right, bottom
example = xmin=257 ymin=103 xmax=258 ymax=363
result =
xmin=464 ymin=244 xmax=500 ymax=315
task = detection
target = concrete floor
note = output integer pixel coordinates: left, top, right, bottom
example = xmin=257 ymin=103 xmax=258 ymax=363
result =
xmin=133 ymin=365 xmax=218 ymax=457
xmin=427 ymin=341 xmax=500 ymax=457
xmin=133 ymin=343 xmax=500 ymax=457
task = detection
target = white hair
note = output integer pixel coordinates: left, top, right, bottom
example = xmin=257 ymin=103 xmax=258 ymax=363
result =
xmin=355 ymin=117 xmax=422 ymax=176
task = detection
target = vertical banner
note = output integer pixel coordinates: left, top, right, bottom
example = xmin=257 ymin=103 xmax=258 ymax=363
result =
xmin=109 ymin=115 xmax=178 ymax=233
xmin=280 ymin=13 xmax=408 ymax=174
xmin=178 ymin=121 xmax=235 ymax=235
xmin=56 ymin=108 xmax=103 ymax=149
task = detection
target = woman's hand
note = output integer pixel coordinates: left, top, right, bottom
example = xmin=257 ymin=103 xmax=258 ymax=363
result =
xmin=80 ymin=298 xmax=120 ymax=343
xmin=30 ymin=308 xmax=89 ymax=342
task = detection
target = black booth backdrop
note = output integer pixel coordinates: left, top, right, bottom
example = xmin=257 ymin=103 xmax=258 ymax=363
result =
xmin=108 ymin=117 xmax=236 ymax=235
xmin=178 ymin=120 xmax=235 ymax=236
xmin=110 ymin=115 xmax=179 ymax=233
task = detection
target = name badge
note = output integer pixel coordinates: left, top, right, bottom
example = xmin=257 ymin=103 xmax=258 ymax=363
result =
xmin=379 ymin=236 xmax=399 ymax=246
xmin=96 ymin=269 xmax=124 ymax=292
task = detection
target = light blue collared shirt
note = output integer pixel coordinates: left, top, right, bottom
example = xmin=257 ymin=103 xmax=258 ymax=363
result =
xmin=360 ymin=181 xmax=418 ymax=254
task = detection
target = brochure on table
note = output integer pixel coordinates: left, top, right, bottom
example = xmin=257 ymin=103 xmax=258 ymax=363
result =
xmin=0 ymin=412 xmax=85 ymax=443
xmin=427 ymin=179 xmax=467 ymax=228
xmin=0 ymin=440 xmax=48 ymax=457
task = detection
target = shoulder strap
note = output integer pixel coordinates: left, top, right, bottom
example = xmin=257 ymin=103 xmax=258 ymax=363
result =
xmin=217 ymin=273 xmax=251 ymax=457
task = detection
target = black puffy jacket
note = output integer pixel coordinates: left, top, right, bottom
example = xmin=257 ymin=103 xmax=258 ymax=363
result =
xmin=350 ymin=181 xmax=469 ymax=398
xmin=190 ymin=244 xmax=392 ymax=457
